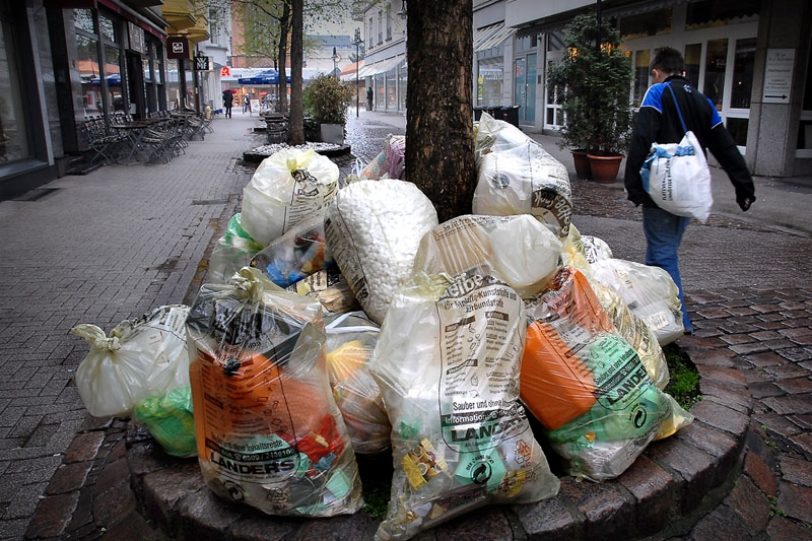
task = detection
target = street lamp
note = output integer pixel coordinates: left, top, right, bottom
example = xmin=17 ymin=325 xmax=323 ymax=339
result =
xmin=398 ymin=0 xmax=406 ymax=20
xmin=353 ymin=28 xmax=363 ymax=118
xmin=332 ymin=46 xmax=340 ymax=79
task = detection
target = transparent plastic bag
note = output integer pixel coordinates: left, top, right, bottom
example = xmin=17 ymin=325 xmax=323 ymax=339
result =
xmin=241 ymin=148 xmax=339 ymax=245
xmin=412 ymin=214 xmax=562 ymax=299
xmin=371 ymin=272 xmax=559 ymax=540
xmin=72 ymin=304 xmax=191 ymax=417
xmin=132 ymin=386 xmax=196 ymax=458
xmin=186 ymin=267 xmax=362 ymax=517
xmin=325 ymin=179 xmax=438 ymax=324
xmin=474 ymin=113 xmax=572 ymax=237
xmin=250 ymin=215 xmax=333 ymax=288
xmin=591 ymin=259 xmax=684 ymax=346
xmin=325 ymin=311 xmax=390 ymax=454
xmin=209 ymin=213 xmax=266 ymax=284
xmin=521 ymin=267 xmax=691 ymax=481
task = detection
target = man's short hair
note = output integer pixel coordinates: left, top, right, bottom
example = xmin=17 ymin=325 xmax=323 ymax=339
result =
xmin=651 ymin=47 xmax=685 ymax=75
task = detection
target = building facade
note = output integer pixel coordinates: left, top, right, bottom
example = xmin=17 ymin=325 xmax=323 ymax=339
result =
xmin=477 ymin=0 xmax=811 ymax=177
xmin=355 ymin=0 xmax=407 ymax=113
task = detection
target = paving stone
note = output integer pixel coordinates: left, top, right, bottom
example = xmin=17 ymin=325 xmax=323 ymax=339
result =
xmin=688 ymin=505 xmax=751 ymax=541
xmin=224 ymin=514 xmax=300 ymax=541
xmin=756 ymin=312 xmax=786 ymax=322
xmin=696 ymin=365 xmax=747 ymax=386
xmin=753 ymin=412 xmax=803 ymax=439
xmin=0 ymin=518 xmax=28 ymax=540
xmin=719 ymin=333 xmax=756 ymax=345
xmin=693 ymin=328 xmax=724 ymax=339
xmin=679 ymin=336 xmax=727 ymax=351
xmin=744 ymin=451 xmax=779 ymax=498
xmin=718 ymin=322 xmax=761 ymax=335
xmin=646 ymin=440 xmax=717 ymax=513
xmin=690 ymin=401 xmax=749 ymax=436
xmin=698 ymin=380 xmax=752 ymax=412
xmin=92 ymin=482 xmax=138 ymax=529
xmin=749 ymin=330 xmax=783 ymax=341
xmin=778 ymin=301 xmax=808 ymax=311
xmin=616 ymin=455 xmax=680 ymax=537
xmin=740 ymin=351 xmax=786 ymax=368
xmin=763 ymin=363 xmax=811 ymax=380
xmin=750 ymin=304 xmax=783 ymax=314
xmin=421 ymin=506 xmax=513 ymax=541
xmin=777 ymin=347 xmax=812 ymax=362
xmin=558 ymin=478 xmax=635 ymax=540
xmin=780 ymin=456 xmax=812 ymax=487
xmin=776 ymin=481 xmax=812 ymax=523
xmin=695 ymin=308 xmax=730 ymax=320
xmin=788 ymin=413 xmax=812 ymax=430
xmin=762 ymin=395 xmax=812 ymax=415
xmin=790 ymin=334 xmax=812 ymax=346
xmin=752 ymin=320 xmax=787 ymax=331
xmin=64 ymin=484 xmax=94 ymax=534
xmin=765 ymin=515 xmax=812 ymax=541
xmin=789 ymin=432 xmax=812 ymax=458
xmin=777 ymin=327 xmax=812 ymax=339
xmin=173 ymin=486 xmax=244 ymax=539
xmin=729 ymin=341 xmax=773 ymax=355
xmin=689 ymin=349 xmax=736 ymax=368
xmin=94 ymin=456 xmax=129 ymax=495
xmin=774 ymin=377 xmax=812 ymax=394
xmin=141 ymin=461 xmax=206 ymax=534
xmin=46 ymin=461 xmax=92 ymax=495
xmin=23 ymin=492 xmax=79 ymax=539
xmin=726 ymin=476 xmax=771 ymax=531
xmin=513 ymin=494 xmax=584 ymax=540
xmin=3 ymin=481 xmax=48 ymax=518
xmin=748 ymin=381 xmax=785 ymax=399
xmin=724 ymin=307 xmax=757 ymax=317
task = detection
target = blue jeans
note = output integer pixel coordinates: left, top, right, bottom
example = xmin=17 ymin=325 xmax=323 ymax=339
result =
xmin=642 ymin=206 xmax=692 ymax=333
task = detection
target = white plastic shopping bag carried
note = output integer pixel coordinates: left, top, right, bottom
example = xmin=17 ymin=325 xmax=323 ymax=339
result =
xmin=640 ymin=85 xmax=712 ymax=223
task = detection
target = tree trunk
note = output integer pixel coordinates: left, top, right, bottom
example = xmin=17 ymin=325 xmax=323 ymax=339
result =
xmin=288 ymin=0 xmax=304 ymax=144
xmin=406 ymin=0 xmax=475 ymax=223
xmin=276 ymin=1 xmax=290 ymax=114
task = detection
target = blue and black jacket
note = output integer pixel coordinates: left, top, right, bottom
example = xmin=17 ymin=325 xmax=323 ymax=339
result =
xmin=624 ymin=75 xmax=755 ymax=207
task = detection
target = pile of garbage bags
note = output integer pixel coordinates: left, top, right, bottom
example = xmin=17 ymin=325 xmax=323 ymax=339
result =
xmin=71 ymin=114 xmax=694 ymax=540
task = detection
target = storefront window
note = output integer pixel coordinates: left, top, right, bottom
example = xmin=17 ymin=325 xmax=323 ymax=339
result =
xmin=477 ymin=59 xmax=503 ymax=106
xmin=684 ymin=43 xmax=701 ymax=88
xmin=165 ymin=59 xmax=180 ymax=110
xmin=104 ymin=44 xmax=123 ymax=111
xmin=730 ymin=38 xmax=756 ymax=109
xmin=398 ymin=62 xmax=407 ymax=111
xmin=76 ymin=34 xmax=102 ymax=117
xmin=632 ymin=49 xmax=650 ymax=105
xmin=184 ymin=67 xmax=195 ymax=109
xmin=0 ymin=14 xmax=30 ymax=163
xmin=386 ymin=68 xmax=397 ymax=110
xmin=374 ymin=75 xmax=384 ymax=111
xmin=703 ymin=39 xmax=727 ymax=111
xmin=99 ymin=15 xmax=117 ymax=43
xmin=74 ymin=8 xmax=95 ymax=33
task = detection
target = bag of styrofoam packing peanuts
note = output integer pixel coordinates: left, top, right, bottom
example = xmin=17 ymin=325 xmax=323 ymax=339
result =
xmin=241 ymin=148 xmax=339 ymax=245
xmin=370 ymin=271 xmax=559 ymax=541
xmin=325 ymin=179 xmax=438 ymax=324
xmin=520 ymin=267 xmax=691 ymax=481
xmin=325 ymin=311 xmax=390 ymax=454
xmin=250 ymin=215 xmax=334 ymax=288
xmin=208 ymin=213 xmax=266 ymax=284
xmin=72 ymin=304 xmax=191 ymax=418
xmin=590 ymin=258 xmax=684 ymax=346
xmin=132 ymin=385 xmax=196 ymax=458
xmin=186 ymin=267 xmax=362 ymax=517
xmin=589 ymin=278 xmax=670 ymax=389
xmin=412 ymin=214 xmax=562 ymax=299
xmin=473 ymin=117 xmax=572 ymax=237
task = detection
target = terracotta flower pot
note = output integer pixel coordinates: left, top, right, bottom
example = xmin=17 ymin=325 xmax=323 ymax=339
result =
xmin=571 ymin=150 xmax=592 ymax=180
xmin=587 ymin=153 xmax=623 ymax=183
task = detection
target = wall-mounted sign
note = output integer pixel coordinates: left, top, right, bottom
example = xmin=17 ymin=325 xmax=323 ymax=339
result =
xmin=128 ymin=22 xmax=145 ymax=54
xmin=194 ymin=56 xmax=211 ymax=71
xmin=220 ymin=66 xmax=231 ymax=77
xmin=763 ymin=48 xmax=795 ymax=104
xmin=166 ymin=36 xmax=189 ymax=59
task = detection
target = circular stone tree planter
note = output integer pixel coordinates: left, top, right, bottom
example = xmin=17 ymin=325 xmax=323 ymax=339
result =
xmin=126 ymin=339 xmax=752 ymax=541
xmin=243 ymin=142 xmax=351 ymax=163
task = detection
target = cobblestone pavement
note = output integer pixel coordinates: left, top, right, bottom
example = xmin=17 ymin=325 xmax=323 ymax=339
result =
xmin=1 ymin=109 xmax=810 ymax=540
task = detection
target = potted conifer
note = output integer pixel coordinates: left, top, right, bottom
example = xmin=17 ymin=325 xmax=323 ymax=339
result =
xmin=304 ymin=74 xmax=353 ymax=145
xmin=547 ymin=13 xmax=632 ymax=182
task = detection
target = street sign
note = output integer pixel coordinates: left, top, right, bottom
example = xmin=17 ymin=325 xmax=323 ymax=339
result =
xmin=194 ymin=56 xmax=211 ymax=71
xmin=763 ymin=48 xmax=794 ymax=104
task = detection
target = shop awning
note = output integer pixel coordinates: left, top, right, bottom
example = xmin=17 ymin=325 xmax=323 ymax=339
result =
xmin=357 ymin=56 xmax=403 ymax=78
xmin=474 ymin=22 xmax=515 ymax=53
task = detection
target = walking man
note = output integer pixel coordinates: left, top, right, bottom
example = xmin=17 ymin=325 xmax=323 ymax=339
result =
xmin=624 ymin=47 xmax=756 ymax=335
xmin=366 ymin=86 xmax=373 ymax=111
xmin=222 ymin=90 xmax=233 ymax=118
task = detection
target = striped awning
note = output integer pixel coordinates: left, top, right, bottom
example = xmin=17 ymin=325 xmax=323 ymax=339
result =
xmin=474 ymin=22 xmax=514 ymax=53
xmin=357 ymin=56 xmax=403 ymax=78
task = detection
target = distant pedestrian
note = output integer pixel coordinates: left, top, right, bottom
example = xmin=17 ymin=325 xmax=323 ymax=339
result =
xmin=243 ymin=95 xmax=251 ymax=113
xmin=625 ymin=47 xmax=756 ymax=335
xmin=222 ymin=90 xmax=233 ymax=118
xmin=366 ymin=86 xmax=373 ymax=111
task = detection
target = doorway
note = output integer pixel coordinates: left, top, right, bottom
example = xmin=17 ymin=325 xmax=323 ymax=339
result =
xmin=126 ymin=50 xmax=146 ymax=119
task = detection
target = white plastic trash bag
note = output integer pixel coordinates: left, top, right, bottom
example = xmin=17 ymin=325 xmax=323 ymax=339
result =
xmin=242 ymin=148 xmax=339 ymax=245
xmin=371 ymin=272 xmax=560 ymax=540
xmin=187 ymin=268 xmax=362 ymax=517
xmin=412 ymin=214 xmax=562 ymax=298
xmin=474 ymin=114 xmax=572 ymax=237
xmin=640 ymin=130 xmax=712 ymax=223
xmin=208 ymin=213 xmax=265 ymax=284
xmin=590 ymin=258 xmax=685 ymax=345
xmin=73 ymin=305 xmax=191 ymax=417
xmin=325 ymin=179 xmax=438 ymax=324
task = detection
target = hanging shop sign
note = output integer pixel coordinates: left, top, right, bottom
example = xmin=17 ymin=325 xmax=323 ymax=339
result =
xmin=194 ymin=56 xmax=211 ymax=71
xmin=167 ymin=36 xmax=189 ymax=59
xmin=221 ymin=66 xmax=231 ymax=77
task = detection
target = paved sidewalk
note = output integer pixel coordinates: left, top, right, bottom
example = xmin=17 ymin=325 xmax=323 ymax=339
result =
xmin=0 ymin=113 xmax=258 ymax=540
xmin=0 ymin=108 xmax=809 ymax=540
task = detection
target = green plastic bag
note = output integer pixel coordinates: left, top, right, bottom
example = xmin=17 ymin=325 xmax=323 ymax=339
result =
xmin=132 ymin=386 xmax=196 ymax=458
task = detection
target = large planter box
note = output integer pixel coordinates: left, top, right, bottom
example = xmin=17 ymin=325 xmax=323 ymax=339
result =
xmin=320 ymin=123 xmax=344 ymax=145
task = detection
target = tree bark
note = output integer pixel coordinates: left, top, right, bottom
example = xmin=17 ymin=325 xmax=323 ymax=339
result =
xmin=406 ymin=0 xmax=475 ymax=223
xmin=288 ymin=0 xmax=304 ymax=144
xmin=276 ymin=0 xmax=290 ymax=114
